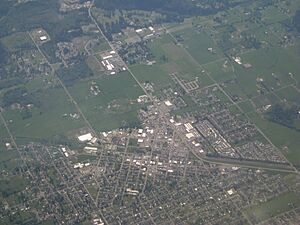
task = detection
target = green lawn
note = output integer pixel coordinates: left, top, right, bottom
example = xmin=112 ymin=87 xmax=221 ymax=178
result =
xmin=245 ymin=192 xmax=300 ymax=222
xmin=0 ymin=32 xmax=34 ymax=51
xmin=275 ymin=86 xmax=300 ymax=105
xmin=261 ymin=5 xmax=289 ymax=24
xmin=233 ymin=46 xmax=299 ymax=97
xmin=249 ymin=112 xmax=300 ymax=166
xmin=173 ymin=27 xmax=224 ymax=65
xmin=130 ymin=64 xmax=173 ymax=91
xmin=0 ymin=175 xmax=27 ymax=197
xmin=148 ymin=35 xmax=202 ymax=79
xmin=0 ymin=118 xmax=10 ymax=144
xmin=68 ymin=71 xmax=144 ymax=132
xmin=2 ymin=85 xmax=86 ymax=140
xmin=203 ymin=59 xmax=235 ymax=83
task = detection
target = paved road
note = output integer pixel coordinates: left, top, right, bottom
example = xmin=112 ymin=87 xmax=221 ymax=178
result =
xmin=164 ymin=25 xmax=299 ymax=173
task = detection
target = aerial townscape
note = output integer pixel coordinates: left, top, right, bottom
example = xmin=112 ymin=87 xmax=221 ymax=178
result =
xmin=1 ymin=0 xmax=300 ymax=224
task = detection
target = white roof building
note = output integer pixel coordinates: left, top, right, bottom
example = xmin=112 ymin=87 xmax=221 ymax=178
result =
xmin=78 ymin=133 xmax=93 ymax=142
xmin=39 ymin=36 xmax=47 ymax=41
xmin=164 ymin=100 xmax=173 ymax=106
xmin=186 ymin=133 xmax=195 ymax=139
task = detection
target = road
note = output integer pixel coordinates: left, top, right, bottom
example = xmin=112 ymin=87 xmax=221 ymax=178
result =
xmin=87 ymin=1 xmax=299 ymax=175
xmin=27 ymin=32 xmax=98 ymax=137
xmin=88 ymin=1 xmax=153 ymax=102
xmin=27 ymin=31 xmax=109 ymax=224
xmin=163 ymin=25 xmax=299 ymax=173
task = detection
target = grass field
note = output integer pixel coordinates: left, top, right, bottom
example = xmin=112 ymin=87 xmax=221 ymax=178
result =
xmin=202 ymin=59 xmax=235 ymax=83
xmin=86 ymin=55 xmax=105 ymax=75
xmin=173 ymin=27 xmax=224 ymax=65
xmin=275 ymin=86 xmax=300 ymax=105
xmin=130 ymin=64 xmax=173 ymax=91
xmin=147 ymin=34 xmax=202 ymax=80
xmin=232 ymin=47 xmax=297 ymax=96
xmin=249 ymin=112 xmax=300 ymax=166
xmin=2 ymin=85 xmax=86 ymax=141
xmin=245 ymin=192 xmax=300 ymax=223
xmin=251 ymin=93 xmax=280 ymax=109
xmin=0 ymin=118 xmax=10 ymax=145
xmin=67 ymin=71 xmax=144 ymax=132
xmin=238 ymin=100 xmax=256 ymax=113
xmin=160 ymin=43 xmax=202 ymax=79
xmin=261 ymin=5 xmax=290 ymax=24
xmin=0 ymin=175 xmax=27 ymax=196
xmin=0 ymin=32 xmax=34 ymax=51
xmin=0 ymin=148 xmax=22 ymax=173
xmin=91 ymin=36 xmax=111 ymax=54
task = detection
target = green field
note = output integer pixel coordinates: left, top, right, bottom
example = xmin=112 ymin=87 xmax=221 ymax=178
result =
xmin=262 ymin=5 xmax=290 ymax=24
xmin=147 ymin=34 xmax=202 ymax=80
xmin=231 ymin=47 xmax=298 ymax=97
xmin=275 ymin=86 xmax=300 ymax=105
xmin=91 ymin=36 xmax=111 ymax=54
xmin=0 ymin=118 xmax=10 ymax=145
xmin=2 ymin=84 xmax=86 ymax=141
xmin=237 ymin=100 xmax=256 ymax=113
xmin=0 ymin=32 xmax=34 ymax=51
xmin=245 ymin=192 xmax=300 ymax=222
xmin=0 ymin=176 xmax=27 ymax=196
xmin=130 ymin=64 xmax=173 ymax=91
xmin=173 ymin=27 xmax=224 ymax=65
xmin=0 ymin=148 xmax=22 ymax=173
xmin=67 ymin=71 xmax=144 ymax=132
xmin=203 ymin=59 xmax=235 ymax=83
xmin=160 ymin=43 xmax=202 ymax=79
xmin=249 ymin=112 xmax=300 ymax=166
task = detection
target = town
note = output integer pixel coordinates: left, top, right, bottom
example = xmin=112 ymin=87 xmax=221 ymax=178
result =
xmin=1 ymin=0 xmax=300 ymax=224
